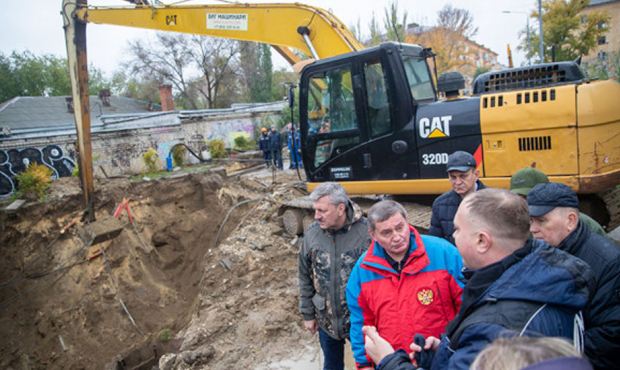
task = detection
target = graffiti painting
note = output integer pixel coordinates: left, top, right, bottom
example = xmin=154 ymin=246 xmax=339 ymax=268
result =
xmin=0 ymin=145 xmax=76 ymax=198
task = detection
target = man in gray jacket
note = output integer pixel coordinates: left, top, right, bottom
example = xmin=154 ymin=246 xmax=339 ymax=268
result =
xmin=299 ymin=182 xmax=371 ymax=370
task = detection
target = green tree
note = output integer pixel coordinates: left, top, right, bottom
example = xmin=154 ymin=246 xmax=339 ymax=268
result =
xmin=473 ymin=66 xmax=492 ymax=81
xmin=0 ymin=51 xmax=111 ymax=103
xmin=367 ymin=12 xmax=383 ymax=46
xmin=239 ymin=42 xmax=276 ymax=102
xmin=520 ymin=0 xmax=610 ymax=62
xmin=583 ymin=50 xmax=620 ymax=81
xmin=259 ymin=44 xmax=273 ymax=101
xmin=383 ymin=1 xmax=408 ymax=42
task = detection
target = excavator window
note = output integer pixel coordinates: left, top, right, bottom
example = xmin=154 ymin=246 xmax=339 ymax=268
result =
xmin=364 ymin=60 xmax=391 ymax=138
xmin=402 ymin=56 xmax=435 ymax=102
xmin=306 ymin=65 xmax=360 ymax=168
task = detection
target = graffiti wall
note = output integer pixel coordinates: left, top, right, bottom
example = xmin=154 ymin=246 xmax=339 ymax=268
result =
xmin=0 ymin=108 xmax=283 ymax=198
xmin=0 ymin=145 xmax=76 ymax=198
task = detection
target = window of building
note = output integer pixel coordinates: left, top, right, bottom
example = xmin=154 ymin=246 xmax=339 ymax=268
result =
xmin=598 ymin=36 xmax=606 ymax=45
xmin=598 ymin=51 xmax=608 ymax=61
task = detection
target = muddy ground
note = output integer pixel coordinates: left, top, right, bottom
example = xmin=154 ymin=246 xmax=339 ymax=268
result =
xmin=0 ymin=166 xmax=328 ymax=370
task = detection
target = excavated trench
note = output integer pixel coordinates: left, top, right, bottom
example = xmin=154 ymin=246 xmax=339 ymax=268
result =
xmin=0 ymin=172 xmax=314 ymax=370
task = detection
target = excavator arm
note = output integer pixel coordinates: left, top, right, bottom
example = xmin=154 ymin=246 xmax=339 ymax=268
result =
xmin=62 ymin=0 xmax=364 ymax=221
xmin=74 ymin=2 xmax=363 ymax=64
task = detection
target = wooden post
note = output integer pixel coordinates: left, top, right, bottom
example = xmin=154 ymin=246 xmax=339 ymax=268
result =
xmin=63 ymin=0 xmax=95 ymax=222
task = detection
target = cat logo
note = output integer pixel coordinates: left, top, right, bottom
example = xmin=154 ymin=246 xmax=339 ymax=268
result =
xmin=417 ymin=288 xmax=434 ymax=305
xmin=419 ymin=115 xmax=452 ymax=139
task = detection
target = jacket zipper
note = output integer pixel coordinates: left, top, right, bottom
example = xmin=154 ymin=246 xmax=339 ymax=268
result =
xmin=330 ymin=232 xmax=341 ymax=339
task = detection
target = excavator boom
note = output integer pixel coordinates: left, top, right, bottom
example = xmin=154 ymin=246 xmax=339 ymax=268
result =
xmin=75 ymin=3 xmax=363 ymax=63
xmin=62 ymin=0 xmax=364 ymax=220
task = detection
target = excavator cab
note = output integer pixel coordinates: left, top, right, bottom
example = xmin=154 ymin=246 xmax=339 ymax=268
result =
xmin=300 ymin=42 xmax=437 ymax=184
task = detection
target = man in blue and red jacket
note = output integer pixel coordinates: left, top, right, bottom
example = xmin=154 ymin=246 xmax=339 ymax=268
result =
xmin=346 ymin=200 xmax=464 ymax=369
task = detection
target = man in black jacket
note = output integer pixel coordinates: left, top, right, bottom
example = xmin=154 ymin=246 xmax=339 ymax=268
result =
xmin=429 ymin=151 xmax=485 ymax=244
xmin=528 ymin=182 xmax=620 ymax=370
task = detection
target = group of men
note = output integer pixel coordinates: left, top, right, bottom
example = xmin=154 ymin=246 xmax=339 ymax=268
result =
xmin=258 ymin=124 xmax=303 ymax=170
xmin=299 ymin=150 xmax=619 ymax=370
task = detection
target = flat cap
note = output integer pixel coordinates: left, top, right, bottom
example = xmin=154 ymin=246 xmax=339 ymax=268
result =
xmin=510 ymin=167 xmax=549 ymax=196
xmin=446 ymin=151 xmax=476 ymax=172
xmin=527 ymin=182 xmax=579 ymax=217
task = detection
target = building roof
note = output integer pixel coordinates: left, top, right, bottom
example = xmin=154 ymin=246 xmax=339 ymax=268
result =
xmin=0 ymin=95 xmax=155 ymax=132
xmin=588 ymin=0 xmax=619 ymax=6
xmin=0 ymin=95 xmax=286 ymax=142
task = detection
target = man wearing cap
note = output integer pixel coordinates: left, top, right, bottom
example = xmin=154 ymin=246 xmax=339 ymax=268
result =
xmin=269 ymin=125 xmax=283 ymax=170
xmin=258 ymin=127 xmax=271 ymax=167
xmin=528 ymin=182 xmax=620 ymax=370
xmin=510 ymin=167 xmax=605 ymax=235
xmin=429 ymin=151 xmax=485 ymax=244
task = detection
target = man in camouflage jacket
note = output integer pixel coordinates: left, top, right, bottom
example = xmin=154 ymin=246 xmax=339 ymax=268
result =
xmin=299 ymin=182 xmax=371 ymax=370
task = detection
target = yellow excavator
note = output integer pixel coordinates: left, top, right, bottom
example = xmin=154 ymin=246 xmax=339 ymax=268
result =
xmin=63 ymin=1 xmax=620 ymax=229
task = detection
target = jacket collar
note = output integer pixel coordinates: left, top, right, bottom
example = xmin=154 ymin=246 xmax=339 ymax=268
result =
xmin=558 ymin=221 xmax=588 ymax=256
xmin=361 ymin=225 xmax=429 ymax=277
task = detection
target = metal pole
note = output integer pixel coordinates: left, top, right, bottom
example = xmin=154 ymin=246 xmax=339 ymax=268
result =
xmin=538 ymin=0 xmax=544 ymax=62
xmin=526 ymin=16 xmax=531 ymax=65
xmin=63 ymin=0 xmax=95 ymax=222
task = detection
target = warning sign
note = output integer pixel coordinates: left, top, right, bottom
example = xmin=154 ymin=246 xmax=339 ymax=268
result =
xmin=206 ymin=13 xmax=248 ymax=31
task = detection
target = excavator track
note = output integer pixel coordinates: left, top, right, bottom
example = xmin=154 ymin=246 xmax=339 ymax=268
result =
xmin=601 ymin=186 xmax=620 ymax=231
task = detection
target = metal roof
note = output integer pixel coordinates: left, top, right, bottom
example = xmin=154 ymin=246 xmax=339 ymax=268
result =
xmin=0 ymin=95 xmax=155 ymax=131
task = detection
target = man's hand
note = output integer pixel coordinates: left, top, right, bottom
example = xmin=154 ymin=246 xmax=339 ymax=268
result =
xmin=409 ymin=335 xmax=440 ymax=354
xmin=363 ymin=326 xmax=394 ymax=366
xmin=303 ymin=319 xmax=318 ymax=335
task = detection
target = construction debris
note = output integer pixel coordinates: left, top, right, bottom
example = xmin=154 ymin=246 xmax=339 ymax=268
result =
xmin=0 ymin=168 xmax=326 ymax=369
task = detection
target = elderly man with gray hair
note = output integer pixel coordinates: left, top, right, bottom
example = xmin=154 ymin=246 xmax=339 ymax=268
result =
xmin=346 ymin=200 xmax=464 ymax=370
xmin=299 ymin=182 xmax=371 ymax=370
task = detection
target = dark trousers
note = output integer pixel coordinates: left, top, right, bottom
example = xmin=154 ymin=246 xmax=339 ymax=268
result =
xmin=271 ymin=149 xmax=283 ymax=169
xmin=319 ymin=328 xmax=345 ymax=370
xmin=262 ymin=150 xmax=271 ymax=166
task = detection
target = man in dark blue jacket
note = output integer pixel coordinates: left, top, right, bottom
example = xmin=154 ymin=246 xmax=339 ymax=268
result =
xmin=429 ymin=151 xmax=485 ymax=244
xmin=269 ymin=125 xmax=283 ymax=170
xmin=362 ymin=189 xmax=593 ymax=370
xmin=528 ymin=183 xmax=620 ymax=370
xmin=258 ymin=127 xmax=271 ymax=167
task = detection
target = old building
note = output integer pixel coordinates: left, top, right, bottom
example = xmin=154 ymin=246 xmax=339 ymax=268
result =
xmin=405 ymin=25 xmax=503 ymax=92
xmin=580 ymin=0 xmax=620 ymax=70
xmin=0 ymin=91 xmax=284 ymax=198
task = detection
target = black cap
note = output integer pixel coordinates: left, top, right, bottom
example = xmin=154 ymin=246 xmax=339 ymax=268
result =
xmin=527 ymin=183 xmax=579 ymax=217
xmin=446 ymin=151 xmax=476 ymax=172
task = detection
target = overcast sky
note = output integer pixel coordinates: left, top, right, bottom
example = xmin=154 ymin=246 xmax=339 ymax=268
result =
xmin=1 ymin=0 xmax=537 ymax=76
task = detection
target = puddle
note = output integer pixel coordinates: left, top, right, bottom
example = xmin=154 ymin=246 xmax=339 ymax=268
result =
xmin=256 ymin=343 xmax=356 ymax=370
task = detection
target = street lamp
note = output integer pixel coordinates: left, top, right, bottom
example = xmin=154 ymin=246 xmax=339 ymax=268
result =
xmin=503 ymin=10 xmax=531 ymax=65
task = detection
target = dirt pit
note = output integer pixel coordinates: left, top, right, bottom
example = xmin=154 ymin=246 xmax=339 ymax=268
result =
xmin=0 ymin=169 xmax=332 ymax=369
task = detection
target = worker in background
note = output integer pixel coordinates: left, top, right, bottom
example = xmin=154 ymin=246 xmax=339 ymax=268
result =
xmin=287 ymin=123 xmax=303 ymax=169
xmin=362 ymin=189 xmax=593 ymax=370
xmin=269 ymin=125 xmax=283 ymax=170
xmin=299 ymin=182 xmax=371 ymax=370
xmin=258 ymin=127 xmax=271 ymax=167
xmin=510 ymin=166 xmax=606 ymax=235
xmin=429 ymin=151 xmax=486 ymax=244
xmin=346 ymin=200 xmax=464 ymax=370
xmin=527 ymin=183 xmax=620 ymax=370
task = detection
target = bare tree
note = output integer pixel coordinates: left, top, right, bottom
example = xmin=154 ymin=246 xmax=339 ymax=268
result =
xmin=126 ymin=33 xmax=198 ymax=108
xmin=189 ymin=36 xmax=240 ymax=108
xmin=125 ymin=33 xmax=241 ymax=109
xmin=437 ymin=5 xmax=478 ymax=39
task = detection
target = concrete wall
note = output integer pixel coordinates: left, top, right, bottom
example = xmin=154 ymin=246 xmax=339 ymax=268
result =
xmin=0 ymin=108 xmax=282 ymax=198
